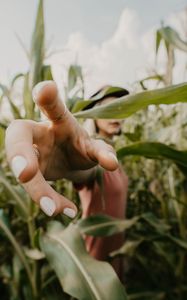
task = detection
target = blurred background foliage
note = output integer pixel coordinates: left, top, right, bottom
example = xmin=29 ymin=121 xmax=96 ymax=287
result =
xmin=0 ymin=0 xmax=187 ymax=299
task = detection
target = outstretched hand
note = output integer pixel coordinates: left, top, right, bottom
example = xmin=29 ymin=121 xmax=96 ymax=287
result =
xmin=5 ymin=81 xmax=118 ymax=217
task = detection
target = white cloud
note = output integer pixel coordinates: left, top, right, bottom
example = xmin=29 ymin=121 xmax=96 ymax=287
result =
xmin=49 ymin=8 xmax=145 ymax=96
xmin=49 ymin=7 xmax=187 ymax=98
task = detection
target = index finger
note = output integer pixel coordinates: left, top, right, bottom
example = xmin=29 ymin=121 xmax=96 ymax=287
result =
xmin=32 ymin=81 xmax=69 ymax=124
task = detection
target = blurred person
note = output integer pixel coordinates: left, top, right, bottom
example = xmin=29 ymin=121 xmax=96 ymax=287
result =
xmin=5 ymin=81 xmax=128 ymax=280
xmin=77 ymin=87 xmax=129 ymax=280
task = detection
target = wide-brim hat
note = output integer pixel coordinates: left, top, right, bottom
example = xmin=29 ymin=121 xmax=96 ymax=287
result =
xmin=83 ymin=85 xmax=129 ymax=110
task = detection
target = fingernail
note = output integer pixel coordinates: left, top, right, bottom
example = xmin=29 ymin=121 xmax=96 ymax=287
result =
xmin=108 ymin=152 xmax=118 ymax=163
xmin=32 ymin=81 xmax=53 ymax=102
xmin=63 ymin=208 xmax=77 ymax=219
xmin=40 ymin=196 xmax=56 ymax=216
xmin=11 ymin=155 xmax=27 ymax=178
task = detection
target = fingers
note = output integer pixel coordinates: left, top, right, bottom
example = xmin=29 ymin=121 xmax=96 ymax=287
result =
xmin=5 ymin=120 xmax=38 ymax=183
xmin=32 ymin=81 xmax=68 ymax=124
xmin=23 ymin=169 xmax=77 ymax=218
xmin=88 ymin=139 xmax=119 ymax=171
xmin=5 ymin=120 xmax=77 ymax=218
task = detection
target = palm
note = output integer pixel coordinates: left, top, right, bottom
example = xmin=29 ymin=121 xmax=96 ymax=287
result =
xmin=37 ymin=120 xmax=97 ymax=181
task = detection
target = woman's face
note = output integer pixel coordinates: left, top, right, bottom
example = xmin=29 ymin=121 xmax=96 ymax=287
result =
xmin=95 ymin=97 xmax=123 ymax=139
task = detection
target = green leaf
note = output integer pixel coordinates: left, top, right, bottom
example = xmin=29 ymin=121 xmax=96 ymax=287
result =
xmin=0 ymin=126 xmax=5 ymax=150
xmin=71 ymin=86 xmax=129 ymax=113
xmin=77 ymin=214 xmax=140 ymax=236
xmin=0 ymin=209 xmax=35 ymax=294
xmin=12 ymin=255 xmax=22 ymax=294
xmin=41 ymin=65 xmax=53 ymax=81
xmin=110 ymin=239 xmax=143 ymax=258
xmin=68 ymin=65 xmax=83 ymax=92
xmin=166 ymin=234 xmax=187 ymax=250
xmin=66 ymin=65 xmax=85 ymax=110
xmin=0 ymin=83 xmax=8 ymax=95
xmin=152 ymin=241 xmax=174 ymax=268
xmin=0 ymin=122 xmax=7 ymax=130
xmin=8 ymin=99 xmax=22 ymax=119
xmin=23 ymin=72 xmax=34 ymax=119
xmin=142 ymin=213 xmax=170 ymax=234
xmin=46 ymin=220 xmax=66 ymax=234
xmin=0 ymin=84 xmax=22 ymax=119
xmin=156 ymin=30 xmax=162 ymax=55
xmin=11 ymin=73 xmax=25 ymax=87
xmin=139 ymin=74 xmax=164 ymax=90
xmin=40 ymin=222 xmax=127 ymax=300
xmin=66 ymin=96 xmax=84 ymax=111
xmin=128 ymin=291 xmax=165 ymax=299
xmin=124 ymin=125 xmax=142 ymax=142
xmin=29 ymin=0 xmax=45 ymax=88
xmin=24 ymin=248 xmax=45 ymax=260
xmin=158 ymin=26 xmax=187 ymax=53
xmin=23 ymin=0 xmax=45 ymax=119
xmin=0 ymin=170 xmax=29 ymax=220
xmin=117 ymin=142 xmax=187 ymax=169
xmin=74 ymin=82 xmax=187 ymax=119
xmin=71 ymin=99 xmax=93 ymax=113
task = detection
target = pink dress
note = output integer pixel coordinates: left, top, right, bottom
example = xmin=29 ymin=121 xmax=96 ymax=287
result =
xmin=77 ymin=166 xmax=128 ymax=280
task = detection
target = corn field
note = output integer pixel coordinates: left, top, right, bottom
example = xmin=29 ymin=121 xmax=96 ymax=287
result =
xmin=0 ymin=1 xmax=187 ymax=300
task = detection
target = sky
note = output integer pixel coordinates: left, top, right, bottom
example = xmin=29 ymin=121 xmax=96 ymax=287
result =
xmin=0 ymin=0 xmax=186 ymax=96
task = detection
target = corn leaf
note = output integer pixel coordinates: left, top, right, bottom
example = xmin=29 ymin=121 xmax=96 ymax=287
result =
xmin=0 ymin=169 xmax=29 ymax=220
xmin=78 ymin=214 xmax=140 ymax=236
xmin=166 ymin=234 xmax=187 ymax=250
xmin=0 ymin=209 xmax=35 ymax=293
xmin=110 ymin=239 xmax=144 ymax=258
xmin=11 ymin=73 xmax=25 ymax=87
xmin=0 ymin=84 xmax=22 ymax=119
xmin=117 ymin=142 xmax=187 ymax=168
xmin=23 ymin=0 xmax=45 ymax=119
xmin=74 ymin=82 xmax=187 ymax=119
xmin=0 ymin=127 xmax=5 ymax=151
xmin=157 ymin=26 xmax=187 ymax=53
xmin=29 ymin=0 xmax=45 ymax=88
xmin=139 ymin=74 xmax=164 ymax=90
xmin=156 ymin=29 xmax=162 ymax=55
xmin=68 ymin=65 xmax=83 ymax=92
xmin=40 ymin=222 xmax=127 ymax=300
xmin=71 ymin=99 xmax=93 ymax=113
xmin=141 ymin=213 xmax=170 ymax=234
xmin=23 ymin=72 xmax=34 ymax=119
xmin=41 ymin=65 xmax=53 ymax=81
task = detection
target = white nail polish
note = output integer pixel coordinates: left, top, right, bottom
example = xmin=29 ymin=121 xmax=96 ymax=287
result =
xmin=32 ymin=81 xmax=53 ymax=102
xmin=63 ymin=208 xmax=77 ymax=219
xmin=40 ymin=197 xmax=56 ymax=216
xmin=108 ymin=152 xmax=118 ymax=163
xmin=11 ymin=156 xmax=27 ymax=178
